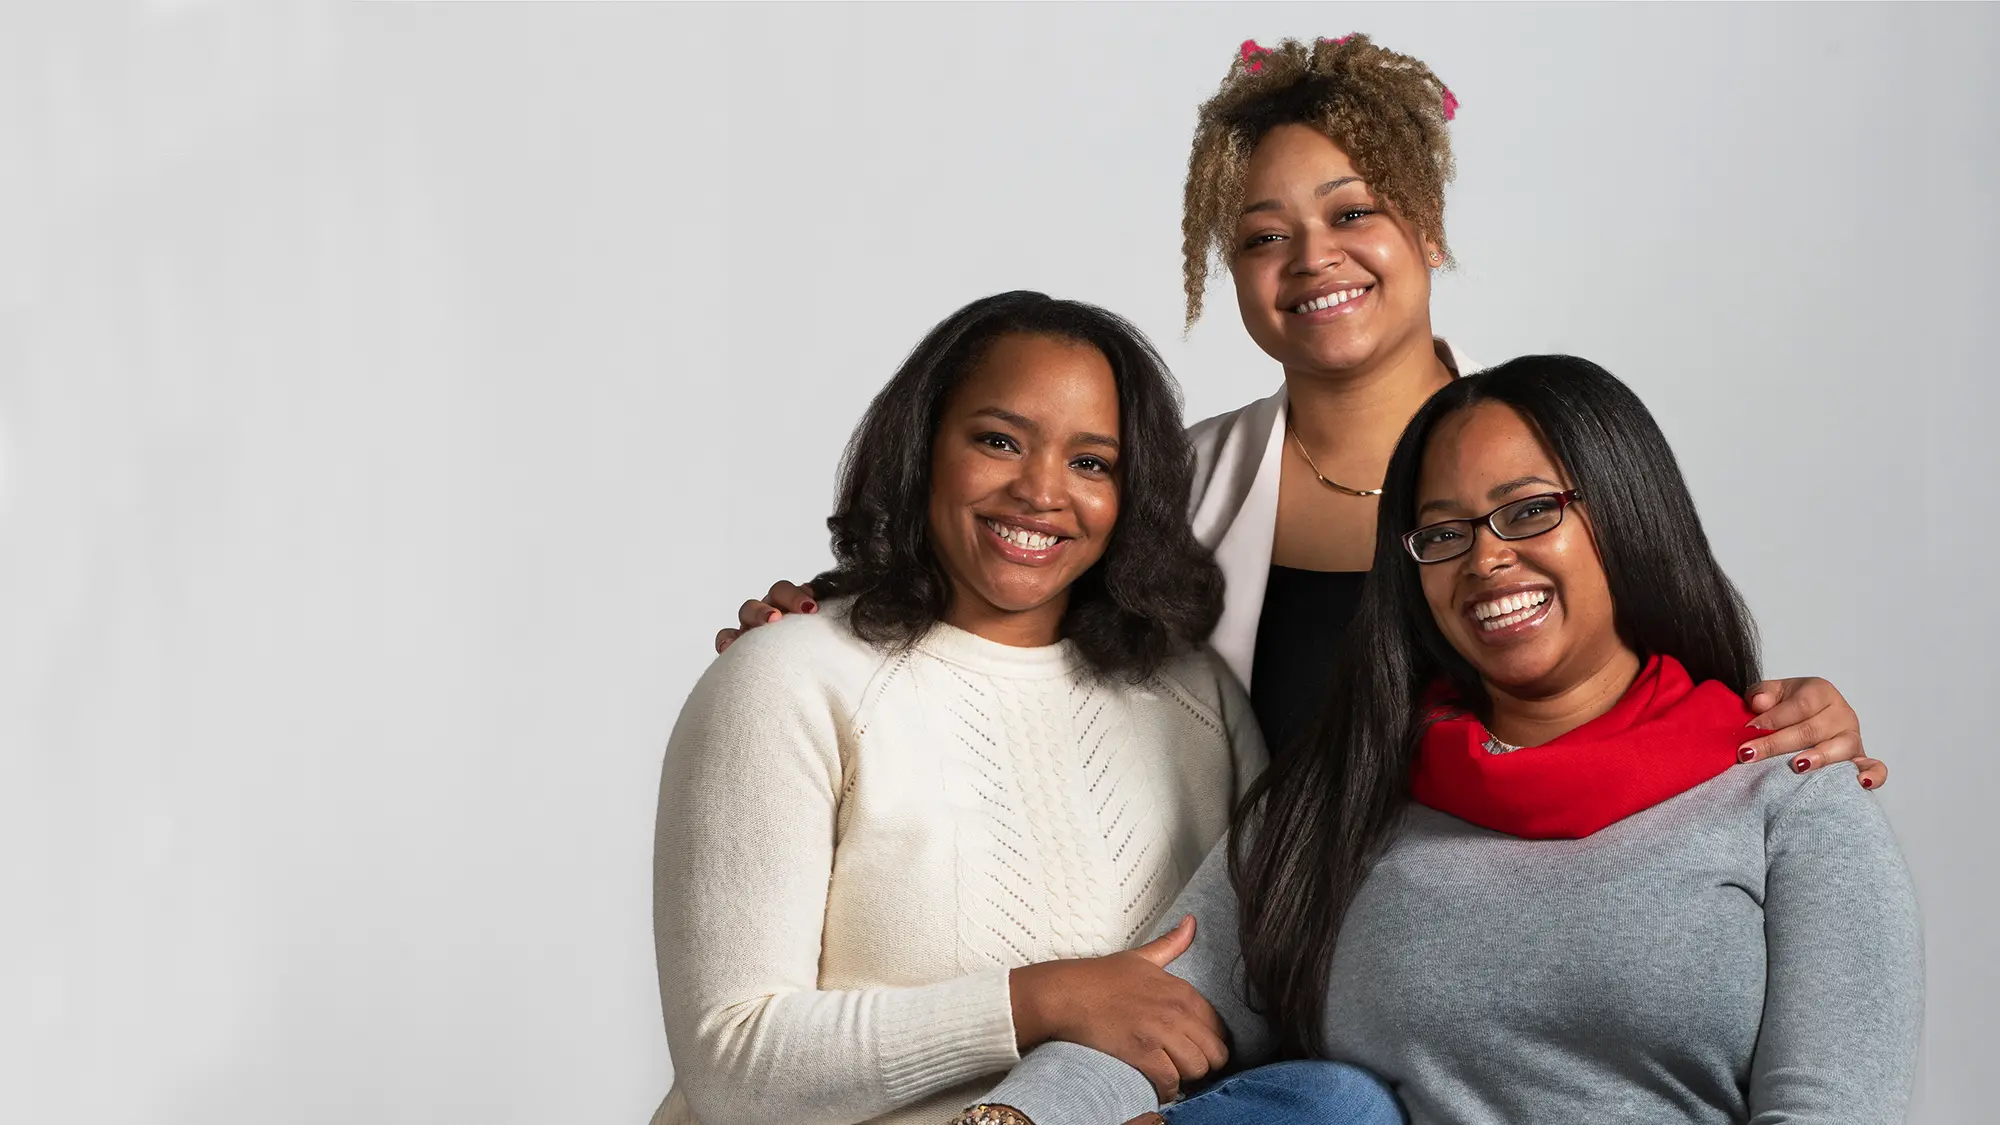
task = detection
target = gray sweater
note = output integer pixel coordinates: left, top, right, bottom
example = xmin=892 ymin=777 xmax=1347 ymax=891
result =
xmin=982 ymin=760 xmax=1923 ymax=1124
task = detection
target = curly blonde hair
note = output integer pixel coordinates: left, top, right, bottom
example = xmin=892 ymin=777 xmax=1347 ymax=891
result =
xmin=1182 ymin=34 xmax=1458 ymax=328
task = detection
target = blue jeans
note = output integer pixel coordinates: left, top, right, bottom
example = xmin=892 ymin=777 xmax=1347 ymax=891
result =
xmin=1160 ymin=1060 xmax=1404 ymax=1125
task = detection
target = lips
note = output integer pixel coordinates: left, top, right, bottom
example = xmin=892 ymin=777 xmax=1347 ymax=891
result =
xmin=979 ymin=516 xmax=1073 ymax=565
xmin=1463 ymin=584 xmax=1556 ymax=642
xmin=1473 ymin=588 xmax=1549 ymax=629
xmin=982 ymin=517 xmax=1064 ymax=552
xmin=1288 ymin=284 xmax=1373 ymax=316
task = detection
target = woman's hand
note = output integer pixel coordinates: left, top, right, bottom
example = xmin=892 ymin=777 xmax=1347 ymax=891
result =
xmin=714 ymin=580 xmax=818 ymax=653
xmin=1739 ymin=677 xmax=1887 ymax=789
xmin=1009 ymin=915 xmax=1229 ymax=1102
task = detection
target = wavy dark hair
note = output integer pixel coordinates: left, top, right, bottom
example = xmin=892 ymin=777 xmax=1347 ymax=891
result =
xmin=810 ymin=291 xmax=1223 ymax=681
xmin=1231 ymin=355 xmax=1761 ymax=1055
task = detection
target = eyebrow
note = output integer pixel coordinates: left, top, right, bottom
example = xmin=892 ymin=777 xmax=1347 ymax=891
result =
xmin=1239 ymin=176 xmax=1363 ymax=217
xmin=972 ymin=406 xmax=1120 ymax=451
xmin=1416 ymin=476 xmax=1564 ymax=518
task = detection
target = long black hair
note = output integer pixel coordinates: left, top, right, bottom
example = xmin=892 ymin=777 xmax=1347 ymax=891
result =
xmin=810 ymin=290 xmax=1223 ymax=680
xmin=1231 ymin=354 xmax=1761 ymax=1055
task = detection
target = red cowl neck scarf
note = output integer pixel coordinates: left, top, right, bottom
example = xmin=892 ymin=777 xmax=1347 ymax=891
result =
xmin=1410 ymin=654 xmax=1752 ymax=839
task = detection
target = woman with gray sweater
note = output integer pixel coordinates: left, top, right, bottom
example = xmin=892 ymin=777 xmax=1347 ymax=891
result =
xmin=959 ymin=356 xmax=1923 ymax=1125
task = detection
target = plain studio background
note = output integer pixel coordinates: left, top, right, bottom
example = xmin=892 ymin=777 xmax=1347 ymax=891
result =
xmin=3 ymin=2 xmax=1994 ymax=1123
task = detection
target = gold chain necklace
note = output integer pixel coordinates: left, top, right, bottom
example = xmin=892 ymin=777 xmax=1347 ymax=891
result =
xmin=1287 ymin=423 xmax=1383 ymax=498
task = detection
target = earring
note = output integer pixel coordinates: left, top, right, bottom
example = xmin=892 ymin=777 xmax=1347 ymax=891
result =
xmin=1430 ymin=251 xmax=1442 ymax=264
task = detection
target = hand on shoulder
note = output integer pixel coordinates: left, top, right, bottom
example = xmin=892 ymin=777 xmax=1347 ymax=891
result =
xmin=715 ymin=579 xmax=820 ymax=654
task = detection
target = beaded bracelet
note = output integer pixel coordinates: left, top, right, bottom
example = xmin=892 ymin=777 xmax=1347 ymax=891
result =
xmin=946 ymin=1105 xmax=1034 ymax=1125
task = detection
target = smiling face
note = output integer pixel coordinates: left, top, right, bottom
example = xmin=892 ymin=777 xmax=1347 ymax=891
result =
xmin=1413 ymin=402 xmax=1634 ymax=697
xmin=1228 ymin=124 xmax=1439 ymax=378
xmin=926 ymin=333 xmax=1122 ymax=647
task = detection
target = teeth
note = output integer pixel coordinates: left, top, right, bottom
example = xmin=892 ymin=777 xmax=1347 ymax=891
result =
xmin=1292 ymin=287 xmax=1368 ymax=315
xmin=1473 ymin=589 xmax=1550 ymax=624
xmin=986 ymin=519 xmax=1061 ymax=551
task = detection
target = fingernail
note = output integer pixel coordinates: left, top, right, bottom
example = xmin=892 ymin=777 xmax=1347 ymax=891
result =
xmin=766 ymin=610 xmax=781 ymax=624
xmin=1861 ymin=776 xmax=1876 ymax=790
xmin=800 ymin=600 xmax=818 ymax=614
xmin=1737 ymin=746 xmax=1758 ymax=764
xmin=1791 ymin=756 xmax=1811 ymax=774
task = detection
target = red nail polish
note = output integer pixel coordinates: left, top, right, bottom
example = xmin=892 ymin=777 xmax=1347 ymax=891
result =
xmin=800 ymin=600 xmax=818 ymax=614
xmin=1737 ymin=747 xmax=1758 ymax=764
xmin=1861 ymin=777 xmax=1876 ymax=790
xmin=1791 ymin=757 xmax=1811 ymax=774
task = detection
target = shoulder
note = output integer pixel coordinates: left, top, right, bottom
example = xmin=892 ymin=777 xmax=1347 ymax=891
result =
xmin=1720 ymin=758 xmax=1903 ymax=861
xmin=1184 ymin=388 xmax=1286 ymax=518
xmin=1437 ymin=336 xmax=1482 ymax=377
xmin=1150 ymin=644 xmax=1245 ymax=703
xmin=1144 ymin=646 xmax=1251 ymax=733
xmin=689 ymin=599 xmax=887 ymax=711
xmin=1727 ymin=756 xmax=1860 ymax=812
xmin=1185 ymin=389 xmax=1282 ymax=452
xmin=1761 ymin=759 xmax=1883 ymax=828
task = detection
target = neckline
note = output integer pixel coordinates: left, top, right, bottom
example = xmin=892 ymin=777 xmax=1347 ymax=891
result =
xmin=913 ymin=620 xmax=1085 ymax=678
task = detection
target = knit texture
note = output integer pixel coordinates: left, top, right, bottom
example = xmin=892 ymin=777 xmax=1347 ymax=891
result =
xmin=985 ymin=760 xmax=1924 ymax=1125
xmin=653 ymin=602 xmax=1266 ymax=1125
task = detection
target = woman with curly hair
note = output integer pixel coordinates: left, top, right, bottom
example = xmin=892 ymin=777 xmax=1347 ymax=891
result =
xmin=716 ymin=33 xmax=1883 ymax=784
xmin=653 ymin=292 xmax=1269 ymax=1125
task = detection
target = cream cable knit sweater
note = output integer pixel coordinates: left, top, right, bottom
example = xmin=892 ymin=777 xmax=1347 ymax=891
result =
xmin=652 ymin=602 xmax=1266 ymax=1125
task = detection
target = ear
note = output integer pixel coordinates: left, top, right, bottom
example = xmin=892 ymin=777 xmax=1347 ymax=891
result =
xmin=1423 ymin=237 xmax=1444 ymax=268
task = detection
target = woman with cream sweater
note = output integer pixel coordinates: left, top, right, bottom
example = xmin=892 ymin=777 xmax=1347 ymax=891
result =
xmin=653 ymin=292 xmax=1268 ymax=1125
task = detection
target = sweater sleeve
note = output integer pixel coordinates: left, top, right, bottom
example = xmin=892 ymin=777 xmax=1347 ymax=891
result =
xmin=1749 ymin=763 xmax=1924 ymax=1124
xmin=977 ymin=833 xmax=1279 ymax=1124
xmin=654 ymin=624 xmax=1020 ymax=1125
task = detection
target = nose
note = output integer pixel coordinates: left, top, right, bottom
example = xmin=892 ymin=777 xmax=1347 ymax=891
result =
xmin=1290 ymin=222 xmax=1345 ymax=275
xmin=1464 ymin=524 xmax=1518 ymax=576
xmin=1007 ymin=449 xmax=1066 ymax=511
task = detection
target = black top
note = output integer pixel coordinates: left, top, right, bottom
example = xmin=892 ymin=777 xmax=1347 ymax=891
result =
xmin=1249 ymin=564 xmax=1370 ymax=759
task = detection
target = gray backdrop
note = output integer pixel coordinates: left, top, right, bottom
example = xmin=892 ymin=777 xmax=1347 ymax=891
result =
xmin=4 ymin=3 xmax=1993 ymax=1123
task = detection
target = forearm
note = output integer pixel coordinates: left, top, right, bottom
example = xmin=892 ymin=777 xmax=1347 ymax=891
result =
xmin=667 ymin=969 xmax=1020 ymax=1125
xmin=971 ymin=835 xmax=1276 ymax=1122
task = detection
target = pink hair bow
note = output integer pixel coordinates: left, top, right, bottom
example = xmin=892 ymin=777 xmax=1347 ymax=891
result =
xmin=1241 ymin=34 xmax=1460 ymax=121
xmin=1239 ymin=39 xmax=1270 ymax=74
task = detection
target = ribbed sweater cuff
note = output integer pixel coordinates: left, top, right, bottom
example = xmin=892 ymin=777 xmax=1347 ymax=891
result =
xmin=878 ymin=966 xmax=1021 ymax=1103
xmin=982 ymin=1040 xmax=1158 ymax=1125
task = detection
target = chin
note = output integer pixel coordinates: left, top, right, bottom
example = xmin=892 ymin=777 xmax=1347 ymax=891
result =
xmin=1454 ymin=637 xmax=1562 ymax=691
xmin=1286 ymin=332 xmax=1378 ymax=375
xmin=1473 ymin=657 xmax=1566 ymax=696
xmin=979 ymin=579 xmax=1065 ymax=616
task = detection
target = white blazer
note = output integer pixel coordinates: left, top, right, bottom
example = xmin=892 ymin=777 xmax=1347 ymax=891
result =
xmin=1184 ymin=339 xmax=1477 ymax=688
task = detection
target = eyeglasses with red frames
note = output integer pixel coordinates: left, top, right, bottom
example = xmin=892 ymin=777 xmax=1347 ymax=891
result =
xmin=1402 ymin=490 xmax=1584 ymax=564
